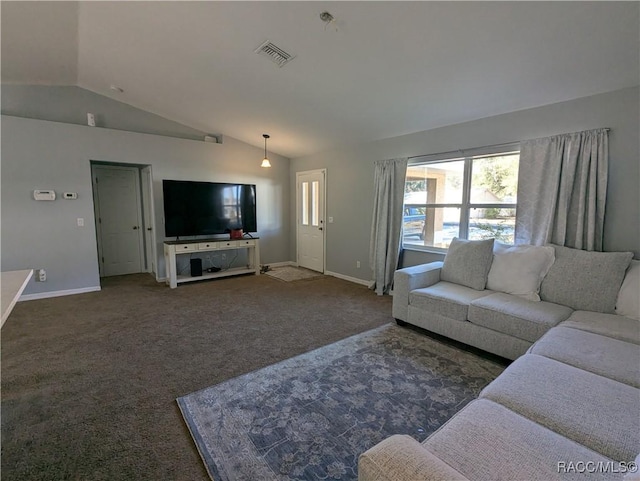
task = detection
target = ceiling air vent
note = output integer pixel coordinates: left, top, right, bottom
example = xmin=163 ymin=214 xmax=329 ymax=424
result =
xmin=255 ymin=40 xmax=295 ymax=68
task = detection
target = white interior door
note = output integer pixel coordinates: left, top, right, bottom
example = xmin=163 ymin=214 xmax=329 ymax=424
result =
xmin=93 ymin=165 xmax=145 ymax=277
xmin=297 ymin=170 xmax=325 ymax=272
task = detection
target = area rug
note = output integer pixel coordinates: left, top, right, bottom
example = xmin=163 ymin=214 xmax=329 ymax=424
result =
xmin=177 ymin=324 xmax=504 ymax=481
xmin=264 ymin=266 xmax=323 ymax=282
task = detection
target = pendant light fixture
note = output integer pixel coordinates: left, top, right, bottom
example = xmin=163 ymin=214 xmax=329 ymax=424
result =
xmin=261 ymin=134 xmax=272 ymax=168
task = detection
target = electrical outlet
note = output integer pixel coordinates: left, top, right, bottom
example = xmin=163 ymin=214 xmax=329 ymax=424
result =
xmin=37 ymin=268 xmax=47 ymax=282
xmin=356 ymin=261 xmax=361 ymax=268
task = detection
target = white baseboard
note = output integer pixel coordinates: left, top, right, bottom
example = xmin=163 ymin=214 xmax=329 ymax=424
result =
xmin=325 ymin=270 xmax=372 ymax=287
xmin=19 ymin=286 xmax=101 ymax=301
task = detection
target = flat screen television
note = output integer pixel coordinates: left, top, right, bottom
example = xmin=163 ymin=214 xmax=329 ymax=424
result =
xmin=163 ymin=180 xmax=257 ymax=237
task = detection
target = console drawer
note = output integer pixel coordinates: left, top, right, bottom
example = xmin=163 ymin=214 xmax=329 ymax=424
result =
xmin=198 ymin=242 xmax=218 ymax=250
xmin=218 ymin=240 xmax=239 ymax=248
xmin=175 ymin=243 xmax=197 ymax=253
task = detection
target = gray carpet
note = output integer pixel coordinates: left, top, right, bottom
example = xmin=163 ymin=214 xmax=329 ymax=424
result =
xmin=178 ymin=324 xmax=504 ymax=481
xmin=1 ymin=273 xmax=392 ymax=481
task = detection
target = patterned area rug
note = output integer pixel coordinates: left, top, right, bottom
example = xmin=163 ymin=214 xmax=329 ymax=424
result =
xmin=264 ymin=266 xmax=323 ymax=282
xmin=177 ymin=324 xmax=504 ymax=481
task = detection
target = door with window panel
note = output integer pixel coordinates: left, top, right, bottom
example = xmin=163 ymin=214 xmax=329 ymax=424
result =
xmin=297 ymin=170 xmax=325 ymax=272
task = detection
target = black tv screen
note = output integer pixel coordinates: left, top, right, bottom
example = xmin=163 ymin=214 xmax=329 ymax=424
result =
xmin=163 ymin=180 xmax=257 ymax=237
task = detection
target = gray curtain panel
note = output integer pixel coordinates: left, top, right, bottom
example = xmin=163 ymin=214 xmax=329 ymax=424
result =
xmin=515 ymin=128 xmax=609 ymax=251
xmin=370 ymin=157 xmax=408 ymax=295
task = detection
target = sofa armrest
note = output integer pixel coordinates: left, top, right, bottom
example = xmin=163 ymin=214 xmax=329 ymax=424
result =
xmin=358 ymin=435 xmax=469 ymax=481
xmin=392 ymin=262 xmax=443 ymax=321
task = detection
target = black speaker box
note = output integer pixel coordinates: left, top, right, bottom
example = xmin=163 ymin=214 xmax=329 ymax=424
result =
xmin=190 ymin=258 xmax=203 ymax=277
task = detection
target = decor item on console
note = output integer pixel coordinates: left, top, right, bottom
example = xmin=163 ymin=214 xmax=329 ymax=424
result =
xmin=360 ymin=240 xmax=639 ymax=481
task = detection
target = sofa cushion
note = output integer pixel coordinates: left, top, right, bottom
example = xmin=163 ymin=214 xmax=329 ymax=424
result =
xmin=479 ymin=354 xmax=640 ymax=462
xmin=487 ymin=244 xmax=555 ymax=301
xmin=529 ymin=326 xmax=640 ymax=387
xmin=467 ymin=293 xmax=572 ymax=343
xmin=441 ymin=237 xmax=494 ymax=290
xmin=358 ymin=435 xmax=470 ymax=481
xmin=561 ymin=310 xmax=640 ymax=345
xmin=409 ymin=282 xmax=494 ymax=322
xmin=422 ymin=399 xmax=622 ymax=481
xmin=616 ymin=260 xmax=640 ymax=320
xmin=407 ymin=306 xmax=532 ymax=361
xmin=539 ymin=245 xmax=633 ymax=313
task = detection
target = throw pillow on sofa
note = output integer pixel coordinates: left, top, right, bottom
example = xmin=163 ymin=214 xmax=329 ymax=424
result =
xmin=441 ymin=237 xmax=494 ymax=290
xmin=616 ymin=260 xmax=640 ymax=320
xmin=487 ymin=244 xmax=555 ymax=301
xmin=539 ymin=245 xmax=633 ymax=313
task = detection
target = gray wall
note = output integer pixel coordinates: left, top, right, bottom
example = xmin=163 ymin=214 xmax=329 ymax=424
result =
xmin=1 ymin=115 xmax=290 ymax=296
xmin=3 ymin=85 xmax=637 ymax=294
xmin=291 ymin=87 xmax=639 ymax=280
xmin=1 ymin=85 xmax=211 ymax=141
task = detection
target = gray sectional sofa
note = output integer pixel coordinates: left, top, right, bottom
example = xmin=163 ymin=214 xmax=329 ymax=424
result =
xmin=391 ymin=240 xmax=635 ymax=361
xmin=359 ymin=239 xmax=640 ymax=481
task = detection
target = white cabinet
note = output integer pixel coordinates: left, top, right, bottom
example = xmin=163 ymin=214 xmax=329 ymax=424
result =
xmin=164 ymin=238 xmax=260 ymax=288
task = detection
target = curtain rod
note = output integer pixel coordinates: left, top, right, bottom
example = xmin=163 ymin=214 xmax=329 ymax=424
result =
xmin=408 ymin=127 xmax=611 ymax=161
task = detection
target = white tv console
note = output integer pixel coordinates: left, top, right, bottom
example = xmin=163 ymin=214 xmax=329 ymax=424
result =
xmin=164 ymin=237 xmax=260 ymax=288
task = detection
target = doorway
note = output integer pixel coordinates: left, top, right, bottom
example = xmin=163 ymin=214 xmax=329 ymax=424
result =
xmin=296 ymin=169 xmax=326 ymax=272
xmin=91 ymin=163 xmax=154 ymax=277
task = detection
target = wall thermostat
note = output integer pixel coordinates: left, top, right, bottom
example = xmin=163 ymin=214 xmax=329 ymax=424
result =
xmin=63 ymin=192 xmax=78 ymax=199
xmin=33 ymin=190 xmax=56 ymax=201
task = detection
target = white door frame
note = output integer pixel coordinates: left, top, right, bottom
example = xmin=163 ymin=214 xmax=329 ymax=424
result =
xmin=141 ymin=166 xmax=156 ymax=276
xmin=296 ymin=168 xmax=327 ymax=272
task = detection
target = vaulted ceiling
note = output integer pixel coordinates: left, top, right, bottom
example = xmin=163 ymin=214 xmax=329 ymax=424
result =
xmin=2 ymin=1 xmax=638 ymax=158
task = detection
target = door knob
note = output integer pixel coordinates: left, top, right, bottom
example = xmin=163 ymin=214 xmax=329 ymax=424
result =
xmin=133 ymin=226 xmax=139 ymax=230
xmin=319 ymin=227 xmax=323 ymax=231
xmin=147 ymin=227 xmax=152 ymax=231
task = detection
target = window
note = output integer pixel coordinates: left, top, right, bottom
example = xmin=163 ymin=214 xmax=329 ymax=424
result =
xmin=403 ymin=150 xmax=519 ymax=249
xmin=300 ymin=180 xmax=320 ymax=227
